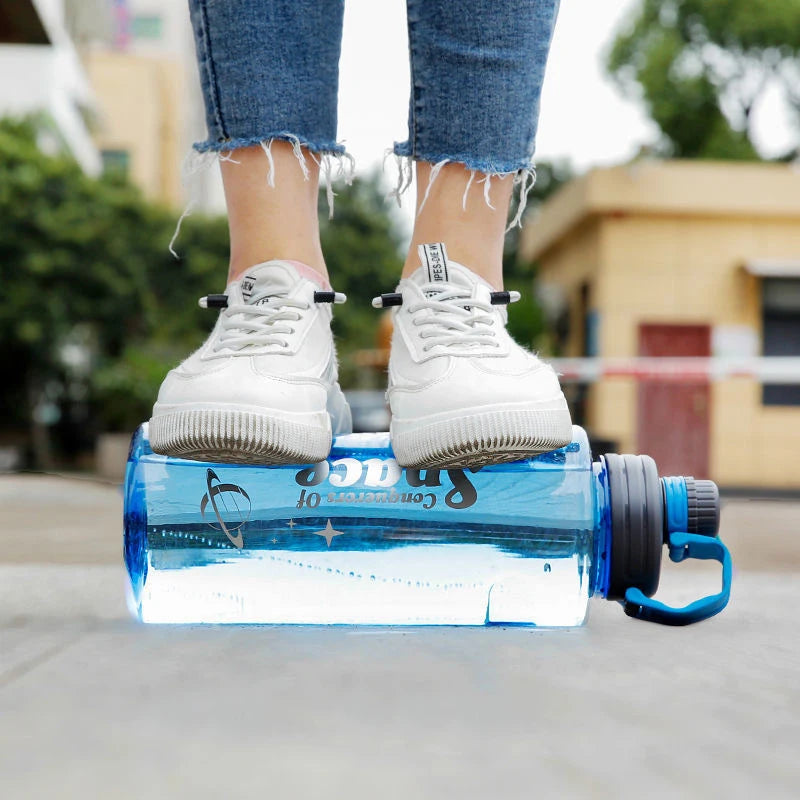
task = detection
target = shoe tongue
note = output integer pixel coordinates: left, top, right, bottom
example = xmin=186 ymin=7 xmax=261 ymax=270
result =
xmin=238 ymin=260 xmax=319 ymax=305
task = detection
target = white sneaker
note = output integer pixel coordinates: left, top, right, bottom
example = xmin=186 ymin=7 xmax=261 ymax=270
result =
xmin=376 ymin=242 xmax=572 ymax=468
xmin=150 ymin=259 xmax=351 ymax=464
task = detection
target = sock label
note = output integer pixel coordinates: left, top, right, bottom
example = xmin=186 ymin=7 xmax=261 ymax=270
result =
xmin=419 ymin=242 xmax=450 ymax=284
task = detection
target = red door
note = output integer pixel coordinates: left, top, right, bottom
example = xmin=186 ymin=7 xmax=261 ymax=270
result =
xmin=637 ymin=324 xmax=710 ymax=478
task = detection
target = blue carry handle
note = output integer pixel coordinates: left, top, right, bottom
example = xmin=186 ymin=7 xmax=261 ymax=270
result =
xmin=622 ymin=532 xmax=732 ymax=626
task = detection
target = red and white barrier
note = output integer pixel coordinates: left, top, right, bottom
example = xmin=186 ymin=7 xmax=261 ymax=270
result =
xmin=549 ymin=357 xmax=800 ymax=384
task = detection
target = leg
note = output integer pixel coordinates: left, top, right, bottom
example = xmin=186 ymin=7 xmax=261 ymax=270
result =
xmin=221 ymin=143 xmax=325 ymax=281
xmin=398 ymin=0 xmax=560 ymax=284
xmin=383 ymin=0 xmax=571 ymax=467
xmin=189 ymin=0 xmax=348 ymax=282
xmin=150 ymin=0 xmax=352 ymax=464
xmin=403 ymin=162 xmax=513 ymax=287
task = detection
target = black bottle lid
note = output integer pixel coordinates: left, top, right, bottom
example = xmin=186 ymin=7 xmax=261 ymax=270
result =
xmin=604 ymin=453 xmax=664 ymax=601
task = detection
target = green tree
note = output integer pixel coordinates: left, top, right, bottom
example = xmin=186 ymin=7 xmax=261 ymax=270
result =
xmin=505 ymin=159 xmax=574 ymax=350
xmin=607 ymin=0 xmax=800 ymax=159
xmin=88 ymin=212 xmax=231 ymax=436
xmin=318 ymin=172 xmax=404 ymax=384
xmin=0 ymin=118 xmax=170 ymax=462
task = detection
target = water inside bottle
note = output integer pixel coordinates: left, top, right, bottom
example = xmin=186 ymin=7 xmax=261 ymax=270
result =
xmin=125 ymin=428 xmax=598 ymax=626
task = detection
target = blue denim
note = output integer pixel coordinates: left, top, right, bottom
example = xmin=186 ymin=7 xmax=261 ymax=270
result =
xmin=188 ymin=0 xmax=559 ymax=175
xmin=189 ymin=0 xmax=345 ymax=157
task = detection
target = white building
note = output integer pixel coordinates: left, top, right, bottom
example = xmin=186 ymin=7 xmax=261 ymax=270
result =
xmin=0 ymin=0 xmax=101 ymax=174
xmin=75 ymin=0 xmax=224 ymax=211
xmin=123 ymin=0 xmax=225 ymax=212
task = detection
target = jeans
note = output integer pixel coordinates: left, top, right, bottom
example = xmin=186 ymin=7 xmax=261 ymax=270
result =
xmin=188 ymin=0 xmax=560 ymax=217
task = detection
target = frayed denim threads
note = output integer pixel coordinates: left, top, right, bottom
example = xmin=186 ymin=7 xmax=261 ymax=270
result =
xmin=168 ymin=136 xmax=355 ymax=258
xmin=385 ymin=152 xmax=539 ymax=232
xmin=194 ymin=134 xmax=346 ymax=157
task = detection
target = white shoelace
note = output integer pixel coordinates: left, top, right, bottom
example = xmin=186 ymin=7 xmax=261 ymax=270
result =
xmin=214 ymin=290 xmax=311 ymax=353
xmin=409 ymin=284 xmax=500 ymax=353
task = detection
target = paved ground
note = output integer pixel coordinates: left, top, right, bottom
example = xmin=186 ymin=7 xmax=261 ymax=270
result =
xmin=0 ymin=474 xmax=798 ymax=798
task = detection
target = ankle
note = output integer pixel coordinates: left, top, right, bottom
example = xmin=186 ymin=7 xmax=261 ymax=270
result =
xmin=403 ymin=163 xmax=512 ymax=287
xmin=402 ymin=238 xmax=503 ymax=289
xmin=228 ymin=247 xmax=328 ymax=284
xmin=221 ymin=141 xmax=328 ymax=284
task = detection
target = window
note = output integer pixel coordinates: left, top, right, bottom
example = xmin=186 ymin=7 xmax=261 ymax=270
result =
xmin=762 ymin=278 xmax=800 ymax=406
xmin=101 ymin=149 xmax=130 ymax=177
xmin=131 ymin=15 xmax=162 ymax=40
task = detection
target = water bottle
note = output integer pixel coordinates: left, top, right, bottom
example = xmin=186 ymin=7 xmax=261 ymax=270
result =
xmin=123 ymin=424 xmax=731 ymax=626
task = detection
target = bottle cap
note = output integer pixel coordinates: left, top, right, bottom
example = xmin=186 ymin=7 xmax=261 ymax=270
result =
xmin=685 ymin=478 xmax=720 ymax=537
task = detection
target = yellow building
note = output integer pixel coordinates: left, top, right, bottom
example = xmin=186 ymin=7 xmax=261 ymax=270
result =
xmin=520 ymin=160 xmax=800 ymax=489
xmin=84 ymin=49 xmax=185 ymax=208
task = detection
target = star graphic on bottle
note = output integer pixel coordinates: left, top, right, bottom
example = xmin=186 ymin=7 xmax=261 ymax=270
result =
xmin=311 ymin=519 xmax=345 ymax=547
xmin=287 ymin=519 xmax=297 ymax=529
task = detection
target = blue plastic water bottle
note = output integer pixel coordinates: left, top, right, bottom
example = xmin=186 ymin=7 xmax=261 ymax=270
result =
xmin=123 ymin=424 xmax=731 ymax=626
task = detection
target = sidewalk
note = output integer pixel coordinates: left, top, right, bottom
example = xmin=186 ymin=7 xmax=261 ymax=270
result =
xmin=1 ymin=474 xmax=798 ymax=798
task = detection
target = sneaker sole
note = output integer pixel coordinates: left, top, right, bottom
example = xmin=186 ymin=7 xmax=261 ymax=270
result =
xmin=391 ymin=406 xmax=573 ymax=469
xmin=149 ymin=407 xmax=332 ymax=466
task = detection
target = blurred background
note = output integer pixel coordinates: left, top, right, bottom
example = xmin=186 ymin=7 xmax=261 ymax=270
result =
xmin=1 ymin=5 xmax=799 ymax=795
xmin=0 ymin=0 xmax=799 ymax=489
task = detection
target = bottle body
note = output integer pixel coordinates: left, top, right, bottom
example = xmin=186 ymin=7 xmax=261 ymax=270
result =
xmin=124 ymin=425 xmax=602 ymax=626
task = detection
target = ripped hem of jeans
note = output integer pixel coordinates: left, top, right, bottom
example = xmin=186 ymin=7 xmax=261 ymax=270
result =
xmin=386 ymin=143 xmax=537 ymax=232
xmin=168 ymin=133 xmax=354 ymax=258
xmin=195 ymin=133 xmax=346 ymax=156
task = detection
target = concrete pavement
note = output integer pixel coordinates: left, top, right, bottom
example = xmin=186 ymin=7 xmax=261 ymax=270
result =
xmin=1 ymin=474 xmax=798 ymax=798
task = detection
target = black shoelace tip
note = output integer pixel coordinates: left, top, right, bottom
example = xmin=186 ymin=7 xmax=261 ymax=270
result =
xmin=205 ymin=294 xmax=229 ymax=308
xmin=378 ymin=293 xmax=403 ymax=307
